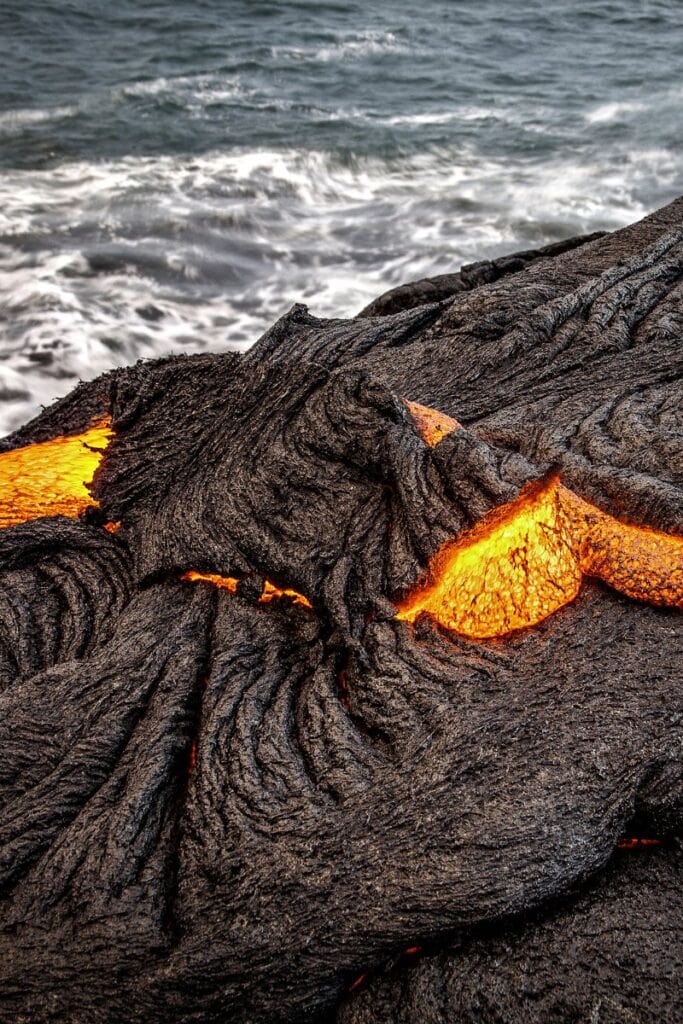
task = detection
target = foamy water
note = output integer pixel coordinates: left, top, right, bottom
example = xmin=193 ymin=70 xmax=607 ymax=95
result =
xmin=0 ymin=0 xmax=681 ymax=433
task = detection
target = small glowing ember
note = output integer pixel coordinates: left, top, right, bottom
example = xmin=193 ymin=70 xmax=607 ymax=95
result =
xmin=181 ymin=571 xmax=240 ymax=592
xmin=260 ymin=580 xmax=313 ymax=608
xmin=0 ymin=417 xmax=113 ymax=529
xmin=397 ymin=401 xmax=683 ymax=640
xmin=404 ymin=399 xmax=460 ymax=446
xmin=347 ymin=946 xmax=422 ymax=995
xmin=617 ymin=837 xmax=662 ymax=850
xmin=181 ymin=571 xmax=312 ymax=609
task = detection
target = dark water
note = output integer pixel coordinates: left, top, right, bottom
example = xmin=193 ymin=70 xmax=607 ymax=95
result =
xmin=0 ymin=0 xmax=681 ymax=432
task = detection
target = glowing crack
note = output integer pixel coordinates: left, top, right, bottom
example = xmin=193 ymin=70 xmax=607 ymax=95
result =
xmin=399 ymin=404 xmax=683 ymax=639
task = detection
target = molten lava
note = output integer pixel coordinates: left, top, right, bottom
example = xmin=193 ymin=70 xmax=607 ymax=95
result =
xmin=0 ymin=418 xmax=113 ymax=529
xmin=397 ymin=479 xmax=580 ymax=639
xmin=397 ymin=476 xmax=683 ymax=640
xmin=181 ymin=571 xmax=312 ymax=609
xmin=616 ymin=837 xmax=662 ymax=850
xmin=397 ymin=402 xmax=683 ymax=640
xmin=2 ymin=402 xmax=680 ymax=644
xmin=181 ymin=571 xmax=239 ymax=592
xmin=404 ymin=400 xmax=460 ymax=446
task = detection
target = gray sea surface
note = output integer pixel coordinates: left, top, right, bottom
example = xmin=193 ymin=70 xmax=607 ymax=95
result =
xmin=0 ymin=0 xmax=681 ymax=432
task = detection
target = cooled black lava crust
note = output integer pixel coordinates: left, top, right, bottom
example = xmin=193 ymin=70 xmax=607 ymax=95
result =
xmin=0 ymin=201 xmax=681 ymax=1024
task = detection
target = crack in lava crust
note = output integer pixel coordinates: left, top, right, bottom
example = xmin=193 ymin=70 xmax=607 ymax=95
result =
xmin=0 ymin=202 xmax=681 ymax=1024
xmin=396 ymin=476 xmax=683 ymax=639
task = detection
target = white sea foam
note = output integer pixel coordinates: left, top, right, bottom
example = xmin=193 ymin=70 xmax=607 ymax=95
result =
xmin=0 ymin=105 xmax=79 ymax=130
xmin=0 ymin=144 xmax=678 ymax=434
xmin=383 ymin=106 xmax=537 ymax=128
xmin=272 ymin=30 xmax=409 ymax=63
xmin=384 ymin=112 xmax=465 ymax=127
xmin=116 ymin=73 xmax=248 ymax=106
xmin=585 ymin=100 xmax=647 ymax=124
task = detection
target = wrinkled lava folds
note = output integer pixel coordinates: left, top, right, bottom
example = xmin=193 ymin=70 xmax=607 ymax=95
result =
xmin=0 ymin=410 xmax=681 ymax=642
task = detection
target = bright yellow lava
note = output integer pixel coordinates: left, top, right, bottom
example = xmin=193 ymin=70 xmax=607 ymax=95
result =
xmin=0 ymin=417 xmax=113 ymax=529
xmin=1 ymin=403 xmax=680 ymax=642
xmin=404 ymin=399 xmax=461 ymax=446
xmin=181 ymin=571 xmax=312 ymax=609
xmin=397 ymin=479 xmax=583 ymax=638
xmin=397 ymin=467 xmax=683 ymax=640
xmin=181 ymin=571 xmax=239 ymax=592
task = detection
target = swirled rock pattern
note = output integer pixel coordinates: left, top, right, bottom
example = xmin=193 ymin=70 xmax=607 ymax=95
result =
xmin=336 ymin=846 xmax=683 ymax=1024
xmin=0 ymin=199 xmax=681 ymax=1023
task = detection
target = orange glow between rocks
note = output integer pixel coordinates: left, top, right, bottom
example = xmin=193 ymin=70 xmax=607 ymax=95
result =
xmin=616 ymin=837 xmax=662 ymax=850
xmin=397 ymin=403 xmax=683 ymax=640
xmin=181 ymin=571 xmax=312 ymax=609
xmin=348 ymin=972 xmax=368 ymax=993
xmin=404 ymin=399 xmax=460 ymax=446
xmin=181 ymin=571 xmax=240 ymax=592
xmin=260 ymin=579 xmax=313 ymax=608
xmin=1 ymin=402 xmax=680 ymax=644
xmin=396 ymin=477 xmax=683 ymax=639
xmin=0 ymin=417 xmax=113 ymax=529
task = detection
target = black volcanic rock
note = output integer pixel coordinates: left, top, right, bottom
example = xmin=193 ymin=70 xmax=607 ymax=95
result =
xmin=355 ymin=230 xmax=607 ymax=317
xmin=336 ymin=845 xmax=683 ymax=1024
xmin=0 ymin=200 xmax=681 ymax=1024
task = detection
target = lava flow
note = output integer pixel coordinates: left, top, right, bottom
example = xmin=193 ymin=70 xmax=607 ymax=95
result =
xmin=181 ymin=571 xmax=312 ymax=609
xmin=0 ymin=417 xmax=113 ymax=529
xmin=616 ymin=837 xmax=662 ymax=850
xmin=404 ymin=399 xmax=460 ymax=446
xmin=397 ymin=406 xmax=683 ymax=639
xmin=2 ymin=403 xmax=680 ymax=643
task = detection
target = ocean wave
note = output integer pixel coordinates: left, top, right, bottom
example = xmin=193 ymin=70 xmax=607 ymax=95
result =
xmin=382 ymin=106 xmax=537 ymax=128
xmin=583 ymin=83 xmax=683 ymax=125
xmin=0 ymin=144 xmax=679 ymax=434
xmin=585 ymin=100 xmax=648 ymax=124
xmin=0 ymin=73 xmax=251 ymax=147
xmin=115 ymin=72 xmax=248 ymax=105
xmin=271 ymin=29 xmax=409 ymax=63
xmin=0 ymin=105 xmax=80 ymax=130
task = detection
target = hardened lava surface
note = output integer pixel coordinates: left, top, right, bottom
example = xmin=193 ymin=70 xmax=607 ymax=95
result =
xmin=0 ymin=200 xmax=681 ymax=1024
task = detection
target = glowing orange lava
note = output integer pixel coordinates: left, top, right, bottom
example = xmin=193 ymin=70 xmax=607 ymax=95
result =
xmin=404 ymin=399 xmax=460 ymax=446
xmin=260 ymin=580 xmax=312 ymax=608
xmin=397 ymin=401 xmax=683 ymax=639
xmin=396 ymin=476 xmax=683 ymax=640
xmin=2 ymin=400 xmax=680 ymax=643
xmin=181 ymin=571 xmax=312 ymax=609
xmin=0 ymin=417 xmax=113 ymax=529
xmin=616 ymin=837 xmax=662 ymax=850
xmin=181 ymin=571 xmax=239 ymax=592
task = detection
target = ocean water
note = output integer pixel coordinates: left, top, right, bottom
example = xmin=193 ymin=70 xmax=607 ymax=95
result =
xmin=0 ymin=0 xmax=681 ymax=434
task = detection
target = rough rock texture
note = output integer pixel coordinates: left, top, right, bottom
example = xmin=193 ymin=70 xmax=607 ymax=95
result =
xmin=355 ymin=231 xmax=607 ymax=318
xmin=0 ymin=199 xmax=681 ymax=1024
xmin=336 ymin=845 xmax=683 ymax=1024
